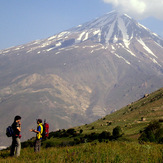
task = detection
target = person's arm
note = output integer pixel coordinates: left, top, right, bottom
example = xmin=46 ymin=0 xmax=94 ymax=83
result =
xmin=17 ymin=126 xmax=21 ymax=132
xmin=30 ymin=129 xmax=39 ymax=133
xmin=30 ymin=126 xmax=41 ymax=133
xmin=16 ymin=122 xmax=21 ymax=132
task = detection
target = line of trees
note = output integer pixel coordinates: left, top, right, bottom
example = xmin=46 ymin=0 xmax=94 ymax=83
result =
xmin=21 ymin=120 xmax=162 ymax=149
xmin=42 ymin=126 xmax=123 ymax=148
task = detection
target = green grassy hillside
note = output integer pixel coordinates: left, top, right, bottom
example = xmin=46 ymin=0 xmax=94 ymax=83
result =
xmin=0 ymin=88 xmax=162 ymax=162
xmin=74 ymin=87 xmax=163 ymax=140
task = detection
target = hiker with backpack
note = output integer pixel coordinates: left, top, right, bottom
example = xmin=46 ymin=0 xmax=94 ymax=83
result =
xmin=10 ymin=115 xmax=22 ymax=157
xmin=30 ymin=119 xmax=43 ymax=152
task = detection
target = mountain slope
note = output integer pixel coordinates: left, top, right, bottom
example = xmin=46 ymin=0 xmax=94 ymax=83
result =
xmin=74 ymin=87 xmax=163 ymax=139
xmin=0 ymin=11 xmax=163 ymax=146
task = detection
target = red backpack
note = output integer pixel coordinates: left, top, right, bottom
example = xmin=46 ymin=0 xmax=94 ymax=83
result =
xmin=43 ymin=120 xmax=49 ymax=139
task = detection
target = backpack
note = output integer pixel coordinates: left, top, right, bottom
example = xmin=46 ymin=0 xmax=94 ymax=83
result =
xmin=43 ymin=121 xmax=49 ymax=139
xmin=6 ymin=126 xmax=14 ymax=137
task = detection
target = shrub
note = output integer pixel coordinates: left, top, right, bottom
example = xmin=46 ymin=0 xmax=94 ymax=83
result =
xmin=156 ymin=128 xmax=163 ymax=143
xmin=80 ymin=129 xmax=83 ymax=134
xmin=88 ymin=132 xmax=99 ymax=141
xmin=99 ymin=131 xmax=111 ymax=139
xmin=139 ymin=120 xmax=163 ymax=143
xmin=67 ymin=128 xmax=76 ymax=135
xmin=74 ymin=138 xmax=81 ymax=144
xmin=21 ymin=140 xmax=33 ymax=148
xmin=44 ymin=140 xmax=56 ymax=148
xmin=112 ymin=126 xmax=123 ymax=139
xmin=91 ymin=126 xmax=95 ymax=130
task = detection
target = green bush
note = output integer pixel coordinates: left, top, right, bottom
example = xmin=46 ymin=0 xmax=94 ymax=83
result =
xmin=112 ymin=126 xmax=123 ymax=139
xmin=99 ymin=131 xmax=111 ymax=139
xmin=91 ymin=126 xmax=95 ymax=130
xmin=86 ymin=132 xmax=99 ymax=141
xmin=21 ymin=140 xmax=34 ymax=148
xmin=44 ymin=140 xmax=56 ymax=148
xmin=67 ymin=129 xmax=76 ymax=135
xmin=156 ymin=128 xmax=163 ymax=143
xmin=79 ymin=129 xmax=83 ymax=134
xmin=139 ymin=120 xmax=163 ymax=143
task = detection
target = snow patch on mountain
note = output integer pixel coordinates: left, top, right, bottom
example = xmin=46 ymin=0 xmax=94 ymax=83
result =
xmin=77 ymin=32 xmax=86 ymax=41
xmin=125 ymin=48 xmax=136 ymax=57
xmin=48 ymin=35 xmax=57 ymax=41
xmin=105 ymin=21 xmax=116 ymax=43
xmin=56 ymin=42 xmax=62 ymax=47
xmin=83 ymin=32 xmax=89 ymax=41
xmin=93 ymin=30 xmax=101 ymax=35
xmin=114 ymin=52 xmax=131 ymax=65
xmin=111 ymin=45 xmax=115 ymax=50
xmin=123 ymin=14 xmax=132 ymax=19
xmin=57 ymin=31 xmax=70 ymax=39
xmin=46 ymin=47 xmax=55 ymax=52
xmin=137 ymin=23 xmax=149 ymax=31
xmin=117 ymin=16 xmax=129 ymax=47
xmin=137 ymin=38 xmax=157 ymax=58
xmin=0 ymin=50 xmax=10 ymax=54
xmin=91 ymin=46 xmax=105 ymax=53
xmin=150 ymin=57 xmax=161 ymax=67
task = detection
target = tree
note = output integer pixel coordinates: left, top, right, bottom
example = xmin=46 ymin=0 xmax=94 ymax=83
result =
xmin=80 ymin=129 xmax=83 ymax=134
xmin=112 ymin=126 xmax=123 ymax=139
xmin=139 ymin=120 xmax=163 ymax=143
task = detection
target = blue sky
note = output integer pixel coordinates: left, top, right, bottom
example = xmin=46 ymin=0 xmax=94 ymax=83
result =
xmin=0 ymin=0 xmax=163 ymax=50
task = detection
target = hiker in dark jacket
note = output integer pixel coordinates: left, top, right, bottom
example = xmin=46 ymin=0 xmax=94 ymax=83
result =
xmin=10 ymin=115 xmax=21 ymax=157
xmin=30 ymin=119 xmax=43 ymax=152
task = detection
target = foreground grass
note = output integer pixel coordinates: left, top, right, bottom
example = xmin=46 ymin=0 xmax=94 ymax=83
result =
xmin=0 ymin=141 xmax=162 ymax=163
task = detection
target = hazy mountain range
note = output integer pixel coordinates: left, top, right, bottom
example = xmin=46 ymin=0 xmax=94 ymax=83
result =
xmin=0 ymin=11 xmax=163 ymax=146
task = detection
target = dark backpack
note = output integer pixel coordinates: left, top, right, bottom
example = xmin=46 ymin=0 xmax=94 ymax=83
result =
xmin=6 ymin=126 xmax=14 ymax=137
xmin=43 ymin=122 xmax=49 ymax=139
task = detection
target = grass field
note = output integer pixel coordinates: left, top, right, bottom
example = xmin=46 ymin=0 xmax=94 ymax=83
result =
xmin=0 ymin=141 xmax=163 ymax=163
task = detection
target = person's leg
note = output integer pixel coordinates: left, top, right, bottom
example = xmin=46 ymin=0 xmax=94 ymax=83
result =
xmin=34 ymin=140 xmax=37 ymax=152
xmin=34 ymin=139 xmax=39 ymax=152
xmin=15 ymin=138 xmax=21 ymax=157
xmin=38 ymin=139 xmax=41 ymax=152
xmin=10 ymin=137 xmax=16 ymax=156
xmin=34 ymin=139 xmax=41 ymax=152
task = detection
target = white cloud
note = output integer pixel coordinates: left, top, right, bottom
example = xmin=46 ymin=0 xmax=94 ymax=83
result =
xmin=103 ymin=0 xmax=163 ymax=20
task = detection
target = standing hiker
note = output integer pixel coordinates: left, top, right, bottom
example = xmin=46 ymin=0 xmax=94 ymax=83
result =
xmin=10 ymin=115 xmax=21 ymax=157
xmin=30 ymin=119 xmax=43 ymax=152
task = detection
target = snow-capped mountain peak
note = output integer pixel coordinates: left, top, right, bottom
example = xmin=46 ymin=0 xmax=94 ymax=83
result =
xmin=40 ymin=11 xmax=159 ymax=52
xmin=1 ymin=11 xmax=163 ymax=68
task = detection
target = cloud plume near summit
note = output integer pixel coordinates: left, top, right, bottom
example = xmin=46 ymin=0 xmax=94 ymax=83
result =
xmin=103 ymin=0 xmax=163 ymax=20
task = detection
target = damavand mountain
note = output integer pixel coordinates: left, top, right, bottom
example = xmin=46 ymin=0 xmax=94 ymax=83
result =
xmin=0 ymin=11 xmax=163 ymax=146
